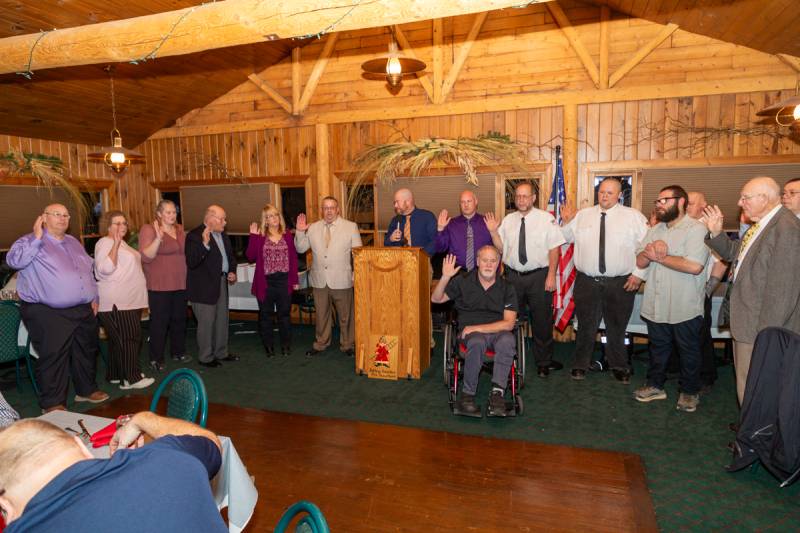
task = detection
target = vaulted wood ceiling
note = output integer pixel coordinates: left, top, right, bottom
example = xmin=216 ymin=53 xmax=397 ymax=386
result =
xmin=0 ymin=0 xmax=798 ymax=148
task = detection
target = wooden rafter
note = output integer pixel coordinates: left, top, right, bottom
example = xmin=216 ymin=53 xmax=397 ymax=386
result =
xmin=393 ymin=25 xmax=435 ymax=102
xmin=777 ymin=53 xmax=800 ymax=73
xmin=296 ymin=33 xmax=339 ymax=115
xmin=433 ymin=19 xmax=444 ymax=104
xmin=547 ymin=1 xmax=600 ymax=87
xmin=247 ymin=73 xmax=292 ymax=114
xmin=292 ymin=47 xmax=302 ymax=115
xmin=440 ymin=12 xmax=488 ymax=103
xmin=0 ymin=0 xmax=536 ymax=75
xmin=609 ymin=23 xmax=679 ymax=88
xmin=599 ymin=6 xmax=610 ymax=90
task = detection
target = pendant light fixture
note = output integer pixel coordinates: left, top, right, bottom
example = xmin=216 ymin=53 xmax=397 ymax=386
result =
xmin=361 ymin=31 xmax=426 ymax=89
xmin=88 ymin=66 xmax=145 ymax=176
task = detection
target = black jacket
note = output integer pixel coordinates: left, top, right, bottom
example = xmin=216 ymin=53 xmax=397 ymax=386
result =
xmin=728 ymin=327 xmax=800 ymax=486
xmin=185 ymin=224 xmax=236 ymax=305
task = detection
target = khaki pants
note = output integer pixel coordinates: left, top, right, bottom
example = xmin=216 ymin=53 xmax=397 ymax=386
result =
xmin=313 ymin=286 xmax=355 ymax=351
xmin=733 ymin=340 xmax=754 ymax=406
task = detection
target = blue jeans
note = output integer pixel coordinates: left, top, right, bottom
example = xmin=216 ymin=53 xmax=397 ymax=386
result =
xmin=645 ymin=315 xmax=703 ymax=395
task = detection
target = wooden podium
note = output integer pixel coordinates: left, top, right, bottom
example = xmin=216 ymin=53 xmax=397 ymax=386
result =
xmin=353 ymin=247 xmax=431 ymax=379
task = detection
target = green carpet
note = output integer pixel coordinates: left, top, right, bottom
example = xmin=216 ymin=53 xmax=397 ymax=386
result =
xmin=4 ymin=321 xmax=798 ymax=531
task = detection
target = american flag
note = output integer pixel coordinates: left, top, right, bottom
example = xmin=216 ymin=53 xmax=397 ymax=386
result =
xmin=547 ymin=146 xmax=575 ymax=332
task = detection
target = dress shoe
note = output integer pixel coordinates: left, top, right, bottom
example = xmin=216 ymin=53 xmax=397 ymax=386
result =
xmin=74 ymin=390 xmax=110 ymax=403
xmin=42 ymin=404 xmax=67 ymax=414
xmin=729 ymin=422 xmax=740 ymax=433
xmin=148 ymin=361 xmax=165 ymax=372
xmin=537 ymin=366 xmax=549 ymax=378
xmin=456 ymin=394 xmax=481 ymax=416
xmin=571 ymin=369 xmax=586 ymax=381
xmin=612 ymin=369 xmax=631 ymax=384
xmin=265 ymin=347 xmax=275 ymax=357
xmin=281 ymin=346 xmax=291 ymax=356
xmin=220 ymin=354 xmax=240 ymax=362
xmin=342 ymin=348 xmax=355 ymax=357
xmin=198 ymin=360 xmax=222 ymax=368
xmin=487 ymin=391 xmax=508 ymax=417
xmin=306 ymin=348 xmax=324 ymax=357
xmin=172 ymin=354 xmax=192 ymax=363
xmin=548 ymin=360 xmax=564 ymax=371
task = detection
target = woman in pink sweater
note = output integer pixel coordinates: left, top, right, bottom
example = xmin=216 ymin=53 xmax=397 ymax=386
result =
xmin=94 ymin=211 xmax=153 ymax=390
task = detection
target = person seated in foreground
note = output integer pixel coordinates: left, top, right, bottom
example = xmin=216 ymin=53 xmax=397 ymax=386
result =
xmin=0 ymin=412 xmax=227 ymax=532
xmin=431 ymin=246 xmax=518 ymax=417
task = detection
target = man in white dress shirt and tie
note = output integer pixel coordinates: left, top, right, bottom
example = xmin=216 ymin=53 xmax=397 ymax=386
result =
xmin=295 ymin=197 xmax=363 ymax=357
xmin=491 ymin=182 xmax=566 ymax=378
xmin=560 ymin=178 xmax=649 ymax=383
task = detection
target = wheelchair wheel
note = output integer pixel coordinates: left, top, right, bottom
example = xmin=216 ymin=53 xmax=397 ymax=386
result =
xmin=514 ymin=395 xmax=524 ymax=415
xmin=443 ymin=322 xmax=453 ymax=387
xmin=516 ymin=324 xmax=526 ymax=390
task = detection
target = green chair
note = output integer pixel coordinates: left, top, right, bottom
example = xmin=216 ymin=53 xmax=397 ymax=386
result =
xmin=0 ymin=300 xmax=39 ymax=395
xmin=274 ymin=501 xmax=329 ymax=533
xmin=149 ymin=368 xmax=208 ymax=427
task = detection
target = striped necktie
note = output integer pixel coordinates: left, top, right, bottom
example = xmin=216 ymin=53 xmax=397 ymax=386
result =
xmin=466 ymin=219 xmax=475 ymax=271
xmin=403 ymin=215 xmax=412 ymax=246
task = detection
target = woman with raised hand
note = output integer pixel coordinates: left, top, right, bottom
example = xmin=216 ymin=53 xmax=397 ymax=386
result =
xmin=94 ymin=210 xmax=153 ymax=390
xmin=247 ymin=204 xmax=299 ymax=357
xmin=139 ymin=199 xmax=190 ymax=372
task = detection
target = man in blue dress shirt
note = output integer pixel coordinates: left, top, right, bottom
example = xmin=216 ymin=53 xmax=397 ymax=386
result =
xmin=434 ymin=190 xmax=495 ymax=272
xmin=384 ymin=188 xmax=437 ymax=255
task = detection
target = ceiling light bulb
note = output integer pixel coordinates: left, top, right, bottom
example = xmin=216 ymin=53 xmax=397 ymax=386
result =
xmin=793 ymin=106 xmax=800 ymax=120
xmin=109 ymin=151 xmax=126 ymax=164
xmin=386 ymin=57 xmax=402 ymax=76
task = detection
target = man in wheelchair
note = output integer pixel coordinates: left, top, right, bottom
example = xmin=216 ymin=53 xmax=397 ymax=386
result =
xmin=431 ymin=246 xmax=517 ymax=417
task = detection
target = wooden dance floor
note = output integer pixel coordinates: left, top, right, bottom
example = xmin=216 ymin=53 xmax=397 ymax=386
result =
xmin=93 ymin=397 xmax=657 ymax=532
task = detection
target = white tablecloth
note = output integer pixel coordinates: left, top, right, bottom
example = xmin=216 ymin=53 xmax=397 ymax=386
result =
xmin=38 ymin=410 xmax=258 ymax=533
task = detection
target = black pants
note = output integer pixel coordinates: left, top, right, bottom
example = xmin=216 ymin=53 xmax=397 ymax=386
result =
xmin=147 ymin=290 xmax=188 ymax=363
xmin=20 ymin=302 xmax=99 ymax=409
xmin=258 ymin=272 xmax=291 ymax=349
xmin=99 ymin=306 xmax=143 ymax=383
xmin=504 ymin=267 xmax=553 ymax=367
xmin=572 ymin=273 xmax=635 ymax=371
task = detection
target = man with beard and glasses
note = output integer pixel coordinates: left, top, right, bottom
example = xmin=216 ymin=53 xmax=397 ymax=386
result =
xmin=633 ymin=185 xmax=709 ymax=413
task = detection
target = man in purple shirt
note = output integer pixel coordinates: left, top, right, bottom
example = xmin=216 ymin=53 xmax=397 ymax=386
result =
xmin=435 ymin=190 xmax=496 ymax=272
xmin=7 ymin=204 xmax=108 ymax=412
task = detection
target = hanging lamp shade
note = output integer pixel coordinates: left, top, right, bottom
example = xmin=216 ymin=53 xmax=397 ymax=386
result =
xmin=755 ymin=95 xmax=800 ymax=126
xmin=361 ymin=40 xmax=426 ymax=88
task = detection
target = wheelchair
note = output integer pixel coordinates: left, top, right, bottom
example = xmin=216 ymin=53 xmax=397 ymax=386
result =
xmin=442 ymin=318 xmax=527 ymax=417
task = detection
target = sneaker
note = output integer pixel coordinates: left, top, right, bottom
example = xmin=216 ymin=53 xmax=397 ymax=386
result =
xmin=456 ymin=394 xmax=481 ymax=415
xmin=109 ymin=379 xmax=121 ymax=384
xmin=172 ymin=354 xmax=192 ymax=363
xmin=148 ymin=361 xmax=165 ymax=372
xmin=487 ymin=390 xmax=507 ymax=417
xmin=612 ymin=369 xmax=631 ymax=384
xmin=634 ymin=386 xmax=667 ymax=403
xmin=676 ymin=393 xmax=699 ymax=412
xmin=120 ymin=376 xmax=155 ymax=390
xmin=571 ymin=369 xmax=586 ymax=381
xmin=74 ymin=391 xmax=110 ymax=403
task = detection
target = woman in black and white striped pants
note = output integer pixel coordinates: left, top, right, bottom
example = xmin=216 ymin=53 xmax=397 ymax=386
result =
xmin=94 ymin=211 xmax=154 ymax=390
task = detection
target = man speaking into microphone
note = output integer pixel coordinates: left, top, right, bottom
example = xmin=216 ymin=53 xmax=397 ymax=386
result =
xmin=384 ymin=188 xmax=437 ymax=256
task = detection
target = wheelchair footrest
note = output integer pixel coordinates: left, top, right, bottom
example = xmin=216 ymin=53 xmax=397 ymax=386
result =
xmin=453 ymin=405 xmax=483 ymax=418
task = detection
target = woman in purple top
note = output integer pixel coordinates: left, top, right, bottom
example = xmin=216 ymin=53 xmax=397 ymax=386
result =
xmin=247 ymin=204 xmax=298 ymax=357
xmin=139 ymin=200 xmax=190 ymax=372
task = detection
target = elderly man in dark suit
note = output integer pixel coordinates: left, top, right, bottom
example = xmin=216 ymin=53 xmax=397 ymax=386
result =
xmin=703 ymin=176 xmax=800 ymax=405
xmin=186 ymin=204 xmax=238 ymax=368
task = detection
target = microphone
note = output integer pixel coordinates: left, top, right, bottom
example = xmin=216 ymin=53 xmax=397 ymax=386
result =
xmin=390 ymin=215 xmax=408 ymax=245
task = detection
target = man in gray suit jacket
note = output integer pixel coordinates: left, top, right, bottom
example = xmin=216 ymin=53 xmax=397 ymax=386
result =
xmin=703 ymin=177 xmax=800 ymax=405
xmin=295 ymin=196 xmax=362 ymax=357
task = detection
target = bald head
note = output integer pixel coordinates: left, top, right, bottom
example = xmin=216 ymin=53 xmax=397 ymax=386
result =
xmin=738 ymin=177 xmax=781 ymax=222
xmin=204 ymin=204 xmax=227 ymax=232
xmin=686 ymin=192 xmax=708 ymax=219
xmin=459 ymin=190 xmax=478 ymax=217
xmin=393 ymin=188 xmax=416 ymax=216
xmin=42 ymin=203 xmax=70 ymax=237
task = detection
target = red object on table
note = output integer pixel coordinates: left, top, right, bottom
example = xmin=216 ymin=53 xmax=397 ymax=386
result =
xmin=89 ymin=420 xmax=119 ymax=448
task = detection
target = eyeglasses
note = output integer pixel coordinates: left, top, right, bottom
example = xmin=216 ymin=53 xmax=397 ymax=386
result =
xmin=210 ymin=214 xmax=227 ymax=222
xmin=653 ymin=197 xmax=680 ymax=205
xmin=739 ymin=193 xmax=765 ymax=202
xmin=782 ymin=190 xmax=800 ymax=198
xmin=111 ymin=221 xmax=128 ymax=226
xmin=45 ymin=212 xmax=71 ymax=219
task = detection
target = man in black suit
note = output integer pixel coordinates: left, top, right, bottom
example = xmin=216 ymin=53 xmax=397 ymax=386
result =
xmin=186 ymin=204 xmax=239 ymax=368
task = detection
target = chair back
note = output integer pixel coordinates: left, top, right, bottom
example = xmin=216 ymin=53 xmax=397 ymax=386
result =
xmin=0 ymin=301 xmax=23 ymax=363
xmin=274 ymin=501 xmax=329 ymax=533
xmin=149 ymin=369 xmax=208 ymax=427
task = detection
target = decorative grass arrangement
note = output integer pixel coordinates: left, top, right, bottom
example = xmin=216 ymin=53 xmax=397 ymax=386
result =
xmin=0 ymin=148 xmax=89 ymax=221
xmin=352 ymin=131 xmax=530 ymax=186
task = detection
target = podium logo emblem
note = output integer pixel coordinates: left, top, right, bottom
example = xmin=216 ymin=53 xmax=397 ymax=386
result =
xmin=367 ymin=334 xmax=399 ymax=380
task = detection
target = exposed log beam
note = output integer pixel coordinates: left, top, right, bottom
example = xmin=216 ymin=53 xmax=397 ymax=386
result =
xmin=149 ymin=75 xmax=798 ymax=139
xmin=292 ymin=47 xmax=302 ymax=115
xmin=0 ymin=0 xmax=536 ymax=75
xmin=599 ymin=6 xmax=610 ymax=90
xmin=393 ymin=25 xmax=434 ymax=102
xmin=777 ymin=53 xmax=800 ymax=73
xmin=433 ymin=19 xmax=444 ymax=104
xmin=609 ymin=23 xmax=679 ymax=88
xmin=440 ymin=12 xmax=488 ymax=103
xmin=547 ymin=1 xmax=600 ymax=87
xmin=247 ymin=73 xmax=292 ymax=114
xmin=296 ymin=33 xmax=339 ymax=115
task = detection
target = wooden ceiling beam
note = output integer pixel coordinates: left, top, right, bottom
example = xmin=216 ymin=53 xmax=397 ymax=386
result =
xmin=292 ymin=47 xmax=302 ymax=115
xmin=0 ymin=0 xmax=536 ymax=75
xmin=432 ymin=19 xmax=444 ymax=104
xmin=608 ymin=22 xmax=678 ymax=87
xmin=546 ymin=1 xmax=600 ymax=88
xmin=247 ymin=73 xmax=292 ymax=114
xmin=393 ymin=25 xmax=435 ymax=102
xmin=440 ymin=12 xmax=488 ymax=103
xmin=296 ymin=33 xmax=339 ymax=115
xmin=599 ymin=6 xmax=610 ymax=90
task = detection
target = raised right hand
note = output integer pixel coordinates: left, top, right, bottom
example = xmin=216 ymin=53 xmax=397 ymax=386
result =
xmin=560 ymin=203 xmax=577 ymax=224
xmin=296 ymin=213 xmax=308 ymax=232
xmin=33 ymin=215 xmax=45 ymax=239
xmin=701 ymin=205 xmax=724 ymax=236
xmin=202 ymin=225 xmax=212 ymax=245
xmin=249 ymin=222 xmax=259 ymax=234
xmin=152 ymin=219 xmax=163 ymax=240
xmin=442 ymin=254 xmax=462 ymax=278
xmin=437 ymin=209 xmax=451 ymax=231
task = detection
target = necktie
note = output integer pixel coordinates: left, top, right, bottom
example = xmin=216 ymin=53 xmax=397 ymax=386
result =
xmin=466 ymin=220 xmax=475 ymax=271
xmin=518 ymin=216 xmax=527 ymax=265
xmin=599 ymin=212 xmax=607 ymax=274
xmin=731 ymin=222 xmax=759 ymax=279
xmin=403 ymin=215 xmax=412 ymax=246
xmin=324 ymin=224 xmax=332 ymax=249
